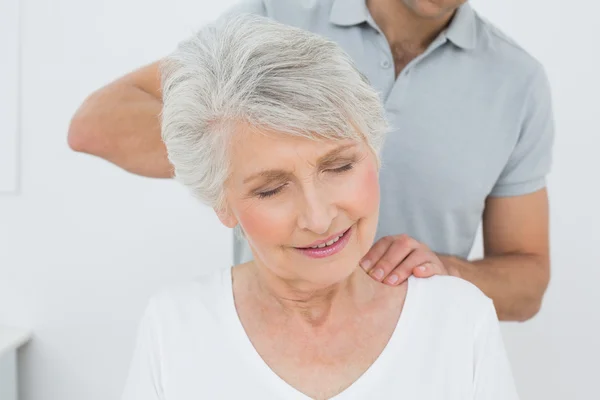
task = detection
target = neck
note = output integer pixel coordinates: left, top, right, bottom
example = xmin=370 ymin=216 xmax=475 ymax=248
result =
xmin=367 ymin=0 xmax=458 ymax=48
xmin=249 ymin=263 xmax=378 ymax=327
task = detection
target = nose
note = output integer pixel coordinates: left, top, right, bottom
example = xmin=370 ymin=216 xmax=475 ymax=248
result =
xmin=297 ymin=186 xmax=337 ymax=235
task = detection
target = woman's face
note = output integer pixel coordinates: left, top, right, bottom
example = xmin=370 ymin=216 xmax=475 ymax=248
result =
xmin=221 ymin=124 xmax=380 ymax=288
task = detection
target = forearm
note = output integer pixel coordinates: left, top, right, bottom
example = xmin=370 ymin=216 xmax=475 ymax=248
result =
xmin=439 ymin=253 xmax=550 ymax=322
xmin=69 ymin=84 xmax=172 ymax=178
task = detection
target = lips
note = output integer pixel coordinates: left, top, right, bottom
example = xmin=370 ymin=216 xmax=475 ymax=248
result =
xmin=297 ymin=227 xmax=351 ymax=249
xmin=295 ymin=226 xmax=353 ymax=259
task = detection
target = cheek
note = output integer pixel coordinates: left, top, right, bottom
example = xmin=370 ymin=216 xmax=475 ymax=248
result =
xmin=337 ymin=162 xmax=380 ymax=257
xmin=235 ymin=201 xmax=294 ymax=247
xmin=342 ymin=162 xmax=380 ymax=217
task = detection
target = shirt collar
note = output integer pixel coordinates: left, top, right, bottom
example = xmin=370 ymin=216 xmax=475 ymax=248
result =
xmin=330 ymin=1 xmax=478 ymax=50
xmin=445 ymin=2 xmax=477 ymax=50
xmin=329 ymin=0 xmax=369 ymax=26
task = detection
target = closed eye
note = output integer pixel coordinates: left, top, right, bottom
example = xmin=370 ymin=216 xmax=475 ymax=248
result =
xmin=327 ymin=163 xmax=354 ymax=173
xmin=257 ymin=184 xmax=287 ymax=199
xmin=256 ymin=164 xmax=353 ymax=198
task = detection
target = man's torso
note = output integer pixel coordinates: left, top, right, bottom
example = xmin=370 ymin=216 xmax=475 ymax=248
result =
xmin=228 ymin=0 xmax=550 ymax=263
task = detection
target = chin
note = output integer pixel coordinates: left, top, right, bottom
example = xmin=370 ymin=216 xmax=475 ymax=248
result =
xmin=403 ymin=0 xmax=464 ymax=19
xmin=311 ymin=261 xmax=360 ymax=288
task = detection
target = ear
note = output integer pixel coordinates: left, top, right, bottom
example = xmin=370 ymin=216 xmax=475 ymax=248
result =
xmin=214 ymin=204 xmax=238 ymax=229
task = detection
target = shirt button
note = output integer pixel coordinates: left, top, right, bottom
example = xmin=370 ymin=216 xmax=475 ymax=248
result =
xmin=380 ymin=59 xmax=391 ymax=69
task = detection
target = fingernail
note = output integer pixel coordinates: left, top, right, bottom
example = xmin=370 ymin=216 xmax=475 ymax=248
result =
xmin=372 ymin=268 xmax=384 ymax=280
xmin=386 ymin=275 xmax=399 ymax=284
xmin=418 ymin=265 xmax=427 ymax=272
xmin=360 ymin=259 xmax=371 ymax=271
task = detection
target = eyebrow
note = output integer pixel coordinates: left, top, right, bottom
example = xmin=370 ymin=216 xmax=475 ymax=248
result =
xmin=317 ymin=143 xmax=357 ymax=165
xmin=242 ymin=143 xmax=357 ymax=185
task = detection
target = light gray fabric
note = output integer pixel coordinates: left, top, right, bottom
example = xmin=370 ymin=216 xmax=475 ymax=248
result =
xmin=224 ymin=0 xmax=555 ymax=264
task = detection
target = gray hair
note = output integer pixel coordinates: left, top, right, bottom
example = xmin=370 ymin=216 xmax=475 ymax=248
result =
xmin=160 ymin=14 xmax=388 ymax=211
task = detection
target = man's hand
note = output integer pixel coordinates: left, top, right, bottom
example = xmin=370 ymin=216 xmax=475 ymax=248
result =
xmin=360 ymin=190 xmax=551 ymax=322
xmin=359 ymin=234 xmax=453 ymax=285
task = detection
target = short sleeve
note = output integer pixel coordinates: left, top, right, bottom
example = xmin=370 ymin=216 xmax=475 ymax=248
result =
xmin=122 ymin=300 xmax=164 ymax=400
xmin=489 ymin=65 xmax=555 ymax=197
xmin=472 ymin=300 xmax=520 ymax=400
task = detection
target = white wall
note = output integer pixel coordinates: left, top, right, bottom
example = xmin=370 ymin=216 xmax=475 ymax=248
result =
xmin=469 ymin=1 xmax=600 ymax=399
xmin=0 ymin=1 xmax=236 ymax=399
xmin=0 ymin=0 xmax=597 ymax=399
xmin=0 ymin=0 xmax=20 ymax=193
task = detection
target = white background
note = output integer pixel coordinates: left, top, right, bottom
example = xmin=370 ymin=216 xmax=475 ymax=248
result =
xmin=0 ymin=0 xmax=20 ymax=193
xmin=0 ymin=0 xmax=598 ymax=399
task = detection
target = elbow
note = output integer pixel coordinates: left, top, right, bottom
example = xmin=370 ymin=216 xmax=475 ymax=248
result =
xmin=516 ymin=298 xmax=543 ymax=322
xmin=502 ymin=257 xmax=550 ymax=322
xmin=67 ymin=93 xmax=110 ymax=156
xmin=498 ymin=296 xmax=543 ymax=322
xmin=67 ymin=113 xmax=92 ymax=153
xmin=515 ymin=261 xmax=550 ymax=322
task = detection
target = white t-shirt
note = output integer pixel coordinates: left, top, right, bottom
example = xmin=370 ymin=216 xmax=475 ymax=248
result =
xmin=122 ymin=267 xmax=519 ymax=399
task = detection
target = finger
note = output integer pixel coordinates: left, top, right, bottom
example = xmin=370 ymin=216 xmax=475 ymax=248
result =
xmin=412 ymin=263 xmax=436 ymax=278
xmin=369 ymin=236 xmax=418 ymax=282
xmin=381 ymin=269 xmax=411 ymax=286
xmin=384 ymin=249 xmax=438 ymax=285
xmin=413 ymin=260 xmax=447 ymax=277
xmin=360 ymin=236 xmax=394 ymax=273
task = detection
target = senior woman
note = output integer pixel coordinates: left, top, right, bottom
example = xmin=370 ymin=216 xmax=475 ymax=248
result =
xmin=122 ymin=14 xmax=518 ymax=400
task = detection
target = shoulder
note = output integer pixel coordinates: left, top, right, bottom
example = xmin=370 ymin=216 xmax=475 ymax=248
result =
xmin=143 ymin=267 xmax=230 ymax=331
xmin=408 ymin=275 xmax=495 ymax=325
xmin=259 ymin=0 xmax=333 ymax=14
xmin=222 ymin=0 xmax=333 ymax=27
xmin=412 ymin=274 xmax=488 ymax=298
xmin=471 ymin=11 xmax=548 ymax=87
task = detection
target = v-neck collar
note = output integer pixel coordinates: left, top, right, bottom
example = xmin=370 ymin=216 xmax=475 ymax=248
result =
xmin=221 ymin=266 xmax=416 ymax=399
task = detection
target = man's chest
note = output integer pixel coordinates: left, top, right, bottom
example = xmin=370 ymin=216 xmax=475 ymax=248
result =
xmin=379 ymin=97 xmax=512 ymax=208
xmin=328 ymin=34 xmax=521 ymax=197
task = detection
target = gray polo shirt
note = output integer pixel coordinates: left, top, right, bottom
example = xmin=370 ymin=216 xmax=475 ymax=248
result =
xmin=225 ymin=0 xmax=554 ymax=264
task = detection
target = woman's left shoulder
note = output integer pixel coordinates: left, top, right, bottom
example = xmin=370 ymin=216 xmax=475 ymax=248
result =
xmin=412 ymin=275 xmax=489 ymax=299
xmin=408 ymin=275 xmax=495 ymax=322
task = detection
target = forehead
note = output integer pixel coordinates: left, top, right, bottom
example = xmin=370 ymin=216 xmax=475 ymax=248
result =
xmin=229 ymin=123 xmax=358 ymax=168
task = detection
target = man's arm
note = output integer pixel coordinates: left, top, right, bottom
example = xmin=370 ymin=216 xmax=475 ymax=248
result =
xmin=440 ymin=188 xmax=550 ymax=322
xmin=360 ymin=188 xmax=550 ymax=322
xmin=68 ymin=61 xmax=173 ymax=178
xmin=440 ymin=65 xmax=554 ymax=321
xmin=361 ymin=64 xmax=554 ymax=322
xmin=68 ymin=2 xmax=270 ymax=178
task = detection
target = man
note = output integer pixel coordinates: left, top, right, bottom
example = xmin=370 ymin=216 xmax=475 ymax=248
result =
xmin=68 ymin=0 xmax=554 ymax=322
